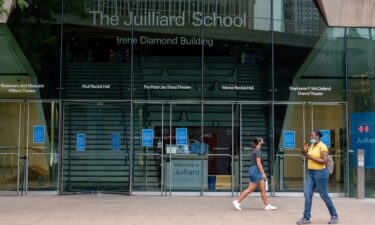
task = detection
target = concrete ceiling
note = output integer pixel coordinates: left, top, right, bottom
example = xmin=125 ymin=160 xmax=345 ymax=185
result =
xmin=315 ymin=0 xmax=375 ymax=27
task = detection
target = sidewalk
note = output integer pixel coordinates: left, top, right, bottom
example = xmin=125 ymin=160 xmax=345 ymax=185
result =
xmin=0 ymin=195 xmax=374 ymax=225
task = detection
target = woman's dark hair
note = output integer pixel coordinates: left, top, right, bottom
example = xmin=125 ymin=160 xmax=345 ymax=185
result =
xmin=312 ymin=130 xmax=323 ymax=138
xmin=251 ymin=137 xmax=263 ymax=148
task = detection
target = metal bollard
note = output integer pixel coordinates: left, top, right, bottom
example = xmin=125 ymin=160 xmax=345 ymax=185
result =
xmin=357 ymin=149 xmax=365 ymax=199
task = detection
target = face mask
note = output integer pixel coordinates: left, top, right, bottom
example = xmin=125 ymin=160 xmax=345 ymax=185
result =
xmin=310 ymin=138 xmax=317 ymax=144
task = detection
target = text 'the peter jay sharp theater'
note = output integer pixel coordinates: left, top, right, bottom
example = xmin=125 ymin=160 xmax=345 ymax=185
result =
xmin=0 ymin=0 xmax=374 ymax=198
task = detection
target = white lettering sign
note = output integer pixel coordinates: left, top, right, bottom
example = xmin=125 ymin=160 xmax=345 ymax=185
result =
xmin=0 ymin=83 xmax=44 ymax=94
xmin=90 ymin=11 xmax=248 ymax=29
xmin=289 ymin=86 xmax=332 ymax=96
xmin=117 ymin=36 xmax=214 ymax=47
xmin=143 ymin=84 xmax=192 ymax=90
xmin=81 ymin=84 xmax=111 ymax=89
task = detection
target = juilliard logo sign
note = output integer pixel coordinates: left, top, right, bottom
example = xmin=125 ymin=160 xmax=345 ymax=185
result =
xmin=89 ymin=11 xmax=248 ymax=28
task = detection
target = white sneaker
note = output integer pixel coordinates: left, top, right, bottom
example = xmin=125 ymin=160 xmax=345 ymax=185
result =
xmin=232 ymin=200 xmax=242 ymax=211
xmin=265 ymin=204 xmax=277 ymax=211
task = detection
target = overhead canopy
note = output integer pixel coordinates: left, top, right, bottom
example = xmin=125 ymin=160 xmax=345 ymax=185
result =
xmin=315 ymin=0 xmax=375 ymax=27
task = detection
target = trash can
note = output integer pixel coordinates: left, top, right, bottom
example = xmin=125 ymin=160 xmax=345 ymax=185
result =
xmin=208 ymin=175 xmax=216 ymax=191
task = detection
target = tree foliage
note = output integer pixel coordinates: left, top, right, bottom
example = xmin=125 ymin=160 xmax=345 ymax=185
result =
xmin=1 ymin=0 xmax=29 ymax=14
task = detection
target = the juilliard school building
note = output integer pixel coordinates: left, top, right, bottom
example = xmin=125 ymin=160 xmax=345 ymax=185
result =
xmin=0 ymin=0 xmax=374 ymax=198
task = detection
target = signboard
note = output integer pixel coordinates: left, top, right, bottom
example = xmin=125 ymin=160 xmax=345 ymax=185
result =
xmin=176 ymin=128 xmax=188 ymax=145
xmin=76 ymin=133 xmax=86 ymax=152
xmin=320 ymin=130 xmax=331 ymax=148
xmin=283 ymin=131 xmax=295 ymax=149
xmin=33 ymin=126 xmax=45 ymax=144
xmin=164 ymin=160 xmax=208 ymax=189
xmin=350 ymin=113 xmax=375 ymax=168
xmin=142 ymin=129 xmax=154 ymax=147
xmin=111 ymin=133 xmax=120 ymax=151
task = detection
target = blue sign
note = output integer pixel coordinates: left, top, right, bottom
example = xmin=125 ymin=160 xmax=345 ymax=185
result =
xmin=33 ymin=126 xmax=45 ymax=144
xmin=350 ymin=113 xmax=375 ymax=168
xmin=111 ymin=133 xmax=120 ymax=151
xmin=176 ymin=128 xmax=188 ymax=145
xmin=320 ymin=130 xmax=331 ymax=148
xmin=76 ymin=133 xmax=86 ymax=152
xmin=283 ymin=131 xmax=295 ymax=149
xmin=142 ymin=129 xmax=154 ymax=147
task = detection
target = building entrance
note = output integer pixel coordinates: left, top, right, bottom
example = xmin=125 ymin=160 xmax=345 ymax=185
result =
xmin=61 ymin=101 xmax=347 ymax=196
xmin=274 ymin=103 xmax=347 ymax=193
xmin=0 ymin=101 xmax=59 ymax=195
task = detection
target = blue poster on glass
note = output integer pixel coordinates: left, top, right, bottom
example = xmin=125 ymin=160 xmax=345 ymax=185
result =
xmin=320 ymin=130 xmax=331 ymax=148
xmin=142 ymin=129 xmax=154 ymax=147
xmin=76 ymin=133 xmax=86 ymax=152
xmin=350 ymin=113 xmax=375 ymax=168
xmin=33 ymin=126 xmax=45 ymax=144
xmin=283 ymin=131 xmax=295 ymax=149
xmin=111 ymin=133 xmax=120 ymax=151
xmin=176 ymin=128 xmax=188 ymax=145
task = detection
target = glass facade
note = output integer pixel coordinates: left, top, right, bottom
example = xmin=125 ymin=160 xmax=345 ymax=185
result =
xmin=0 ymin=0 xmax=373 ymax=197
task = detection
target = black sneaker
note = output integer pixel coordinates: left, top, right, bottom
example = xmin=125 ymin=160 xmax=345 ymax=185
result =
xmin=328 ymin=216 xmax=339 ymax=224
xmin=296 ymin=217 xmax=311 ymax=225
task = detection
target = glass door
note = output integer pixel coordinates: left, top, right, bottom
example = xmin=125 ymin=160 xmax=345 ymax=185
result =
xmin=0 ymin=101 xmax=59 ymax=195
xmin=310 ymin=104 xmax=346 ymax=193
xmin=0 ymin=101 xmax=22 ymax=195
xmin=273 ymin=103 xmax=346 ymax=193
xmin=203 ymin=104 xmax=236 ymax=194
xmin=166 ymin=103 xmax=203 ymax=194
xmin=274 ymin=104 xmax=311 ymax=192
xmin=26 ymin=101 xmax=59 ymax=193
xmin=240 ymin=104 xmax=272 ymax=192
xmin=132 ymin=103 xmax=165 ymax=193
xmin=62 ymin=102 xmax=130 ymax=194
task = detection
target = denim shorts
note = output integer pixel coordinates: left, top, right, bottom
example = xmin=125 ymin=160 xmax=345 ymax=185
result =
xmin=249 ymin=165 xmax=263 ymax=184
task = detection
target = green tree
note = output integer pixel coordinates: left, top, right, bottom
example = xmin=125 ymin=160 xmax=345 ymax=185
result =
xmin=1 ymin=0 xmax=29 ymax=14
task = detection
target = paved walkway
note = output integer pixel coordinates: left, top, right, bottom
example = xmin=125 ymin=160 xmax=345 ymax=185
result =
xmin=0 ymin=195 xmax=374 ymax=225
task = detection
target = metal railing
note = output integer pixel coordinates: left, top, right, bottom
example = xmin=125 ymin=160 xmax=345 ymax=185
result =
xmin=274 ymin=152 xmax=345 ymax=192
xmin=134 ymin=152 xmax=162 ymax=193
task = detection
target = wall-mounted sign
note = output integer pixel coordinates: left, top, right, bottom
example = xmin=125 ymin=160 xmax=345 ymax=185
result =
xmin=221 ymin=85 xmax=254 ymax=91
xmin=283 ymin=131 xmax=295 ymax=149
xmin=164 ymin=159 xmax=208 ymax=189
xmin=289 ymin=86 xmax=332 ymax=97
xmin=33 ymin=126 xmax=45 ymax=144
xmin=350 ymin=113 xmax=375 ymax=168
xmin=320 ymin=130 xmax=331 ymax=148
xmin=0 ymin=83 xmax=44 ymax=94
xmin=176 ymin=128 xmax=188 ymax=145
xmin=142 ymin=129 xmax=154 ymax=147
xmin=111 ymin=133 xmax=120 ymax=151
xmin=90 ymin=11 xmax=248 ymax=29
xmin=118 ymin=36 xmax=214 ymax=47
xmin=143 ymin=84 xmax=192 ymax=90
xmin=76 ymin=133 xmax=86 ymax=152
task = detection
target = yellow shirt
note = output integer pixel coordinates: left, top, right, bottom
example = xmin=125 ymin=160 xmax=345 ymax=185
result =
xmin=307 ymin=141 xmax=328 ymax=170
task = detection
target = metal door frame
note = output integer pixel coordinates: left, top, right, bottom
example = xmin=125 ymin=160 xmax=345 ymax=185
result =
xmin=132 ymin=102 xmax=165 ymax=196
xmin=0 ymin=99 xmax=60 ymax=196
xmin=0 ymin=101 xmax=22 ymax=195
xmin=239 ymin=102 xmax=273 ymax=194
xmin=272 ymin=101 xmax=347 ymax=196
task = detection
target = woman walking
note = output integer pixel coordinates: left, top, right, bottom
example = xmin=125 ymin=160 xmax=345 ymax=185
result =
xmin=297 ymin=130 xmax=339 ymax=224
xmin=232 ymin=137 xmax=277 ymax=211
